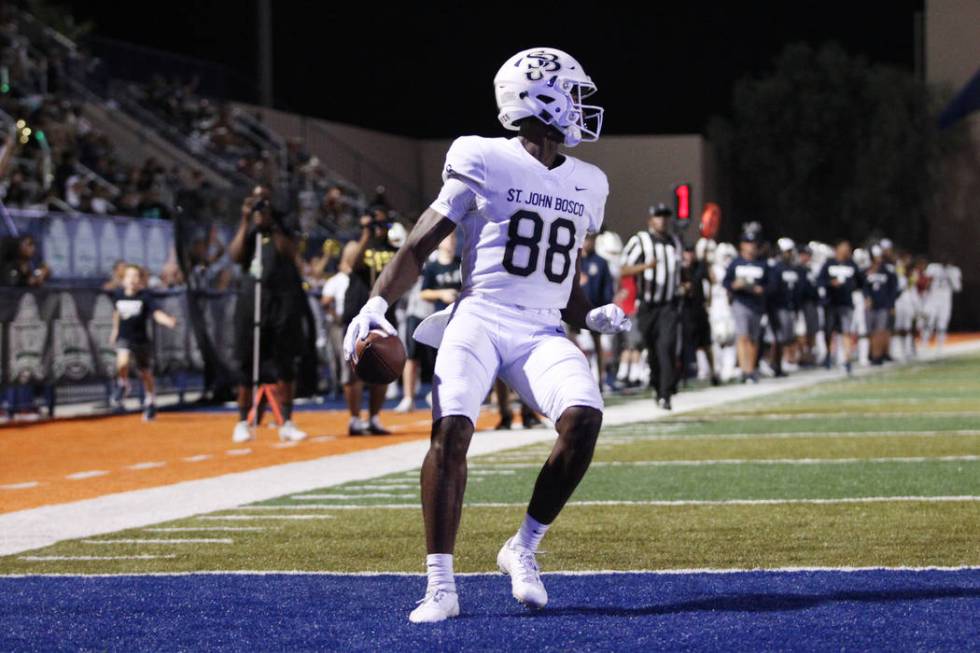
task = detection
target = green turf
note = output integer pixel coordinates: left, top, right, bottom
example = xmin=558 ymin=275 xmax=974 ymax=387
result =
xmin=2 ymin=502 xmax=976 ymax=574
xmin=2 ymin=353 xmax=979 ymax=575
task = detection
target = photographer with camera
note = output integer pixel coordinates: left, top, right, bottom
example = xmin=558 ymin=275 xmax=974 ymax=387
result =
xmin=228 ymin=185 xmax=308 ymax=443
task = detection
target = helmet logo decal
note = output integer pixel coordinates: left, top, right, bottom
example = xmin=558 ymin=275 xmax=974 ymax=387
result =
xmin=524 ymin=51 xmax=561 ymax=81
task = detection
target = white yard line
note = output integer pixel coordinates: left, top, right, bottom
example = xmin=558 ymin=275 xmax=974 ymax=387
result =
xmin=144 ymin=527 xmax=270 ymax=532
xmin=344 ymin=484 xmax=416 ymax=491
xmin=5 ymin=565 xmax=978 ymax=578
xmin=471 ymin=455 xmax=980 ymax=468
xmin=182 ymin=455 xmax=211 ymax=463
xmin=1 ymin=341 xmax=977 ymax=556
xmin=594 ymin=429 xmax=980 ymax=442
xmin=17 ymin=555 xmax=178 ymax=561
xmin=290 ymin=493 xmax=415 ymax=500
xmin=65 ymin=471 xmax=109 ymax=481
xmin=195 ymin=515 xmax=335 ymax=521
xmin=82 ymin=538 xmax=233 ymax=545
xmin=0 ymin=482 xmax=40 ymax=490
xmin=238 ymin=496 xmax=980 ymax=510
xmin=126 ymin=462 xmax=167 ymax=471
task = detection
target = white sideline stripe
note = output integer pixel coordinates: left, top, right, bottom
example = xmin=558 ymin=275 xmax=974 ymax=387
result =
xmin=65 ymin=470 xmax=109 ymax=480
xmin=238 ymin=496 xmax=980 ymax=510
xmin=468 ymin=469 xmax=516 ymax=476
xmin=196 ymin=515 xmax=335 ymax=521
xmin=471 ymin=455 xmax=980 ymax=468
xmin=127 ymin=462 xmax=166 ymax=471
xmin=344 ymin=484 xmax=416 ymax=490
xmin=3 ymin=341 xmax=977 ymax=556
xmin=16 ymin=555 xmax=178 ymax=562
xmin=310 ymin=436 xmax=336 ymax=443
xmin=290 ymin=493 xmax=414 ymax=500
xmin=272 ymin=442 xmax=299 ymax=449
xmin=82 ymin=538 xmax=233 ymax=545
xmin=182 ymin=455 xmax=211 ymax=463
xmin=143 ymin=526 xmax=269 ymax=533
xmin=1 ymin=482 xmax=40 ymax=490
xmin=5 ymin=565 xmax=978 ymax=578
xmin=226 ymin=449 xmax=252 ymax=456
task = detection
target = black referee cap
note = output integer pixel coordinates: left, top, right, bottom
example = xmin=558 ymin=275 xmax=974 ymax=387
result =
xmin=649 ymin=203 xmax=673 ymax=217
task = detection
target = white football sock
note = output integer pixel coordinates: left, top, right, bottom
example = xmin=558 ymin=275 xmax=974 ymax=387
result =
xmin=349 ymin=415 xmax=363 ymax=428
xmin=425 ymin=554 xmax=456 ymax=594
xmin=514 ymin=513 xmax=550 ymax=552
xmin=369 ymin=415 xmax=384 ymax=429
xmin=145 ymin=391 xmax=155 ymax=406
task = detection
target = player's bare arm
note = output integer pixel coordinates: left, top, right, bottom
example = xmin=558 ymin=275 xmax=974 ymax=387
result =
xmin=562 ymin=253 xmax=593 ymax=329
xmin=371 ymin=209 xmax=457 ymax=303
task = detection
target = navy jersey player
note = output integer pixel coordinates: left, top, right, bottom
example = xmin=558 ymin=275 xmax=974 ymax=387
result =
xmin=343 ymin=47 xmax=629 ymax=622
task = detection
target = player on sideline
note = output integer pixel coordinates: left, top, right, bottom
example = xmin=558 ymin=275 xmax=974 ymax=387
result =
xmin=109 ymin=264 xmax=178 ymax=420
xmin=344 ymin=47 xmax=629 ymax=623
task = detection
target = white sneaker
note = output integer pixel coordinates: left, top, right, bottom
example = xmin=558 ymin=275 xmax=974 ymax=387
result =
xmin=408 ymin=588 xmax=459 ymax=623
xmin=232 ymin=420 xmax=254 ymax=443
xmin=278 ymin=420 xmax=308 ymax=442
xmin=497 ymin=536 xmax=548 ymax=609
xmin=394 ymin=396 xmax=415 ymax=413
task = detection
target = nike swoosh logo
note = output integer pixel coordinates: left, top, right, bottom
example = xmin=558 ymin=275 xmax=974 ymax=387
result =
xmin=575 ymin=186 xmax=587 ymax=191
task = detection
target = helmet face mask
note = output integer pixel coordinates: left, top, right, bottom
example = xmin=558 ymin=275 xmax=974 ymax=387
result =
xmin=495 ymin=47 xmax=604 ymax=147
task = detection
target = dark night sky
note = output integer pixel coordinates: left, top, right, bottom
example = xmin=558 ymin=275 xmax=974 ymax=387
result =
xmin=63 ymin=1 xmax=923 ymax=138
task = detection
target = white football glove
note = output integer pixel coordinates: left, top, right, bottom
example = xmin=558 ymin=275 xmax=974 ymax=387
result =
xmin=342 ymin=296 xmax=397 ymax=361
xmin=585 ymin=304 xmax=632 ymax=334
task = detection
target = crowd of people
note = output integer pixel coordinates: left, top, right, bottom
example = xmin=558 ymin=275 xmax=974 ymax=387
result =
xmin=0 ymin=9 xmax=365 ymax=234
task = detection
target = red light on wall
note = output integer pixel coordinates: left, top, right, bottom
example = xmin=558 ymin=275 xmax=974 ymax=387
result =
xmin=673 ymin=183 xmax=691 ymax=221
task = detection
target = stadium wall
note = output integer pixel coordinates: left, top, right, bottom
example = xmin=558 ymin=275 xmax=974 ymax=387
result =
xmin=239 ymin=101 xmax=714 ymax=239
xmin=926 ymin=0 xmax=980 ymax=330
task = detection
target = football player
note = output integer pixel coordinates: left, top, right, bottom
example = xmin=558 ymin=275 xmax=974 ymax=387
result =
xmin=920 ymin=258 xmax=963 ymax=352
xmin=343 ymin=47 xmax=628 ymax=623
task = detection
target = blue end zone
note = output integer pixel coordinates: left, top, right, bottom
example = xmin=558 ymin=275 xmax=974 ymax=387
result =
xmin=1 ymin=570 xmax=977 ymax=651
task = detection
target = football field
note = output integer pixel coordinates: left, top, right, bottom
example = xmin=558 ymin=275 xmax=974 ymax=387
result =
xmin=2 ymin=352 xmax=978 ymax=650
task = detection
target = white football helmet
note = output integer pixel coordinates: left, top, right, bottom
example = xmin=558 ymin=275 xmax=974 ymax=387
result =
xmin=494 ymin=47 xmax=603 ymax=147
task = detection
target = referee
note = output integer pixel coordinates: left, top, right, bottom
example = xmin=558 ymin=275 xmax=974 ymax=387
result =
xmin=621 ymin=203 xmax=682 ymax=409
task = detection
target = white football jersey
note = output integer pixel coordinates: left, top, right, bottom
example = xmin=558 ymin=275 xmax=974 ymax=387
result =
xmin=430 ymin=136 xmax=608 ymax=309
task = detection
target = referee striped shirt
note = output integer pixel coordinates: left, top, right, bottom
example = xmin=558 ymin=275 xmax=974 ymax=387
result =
xmin=621 ymin=230 xmax=682 ymax=305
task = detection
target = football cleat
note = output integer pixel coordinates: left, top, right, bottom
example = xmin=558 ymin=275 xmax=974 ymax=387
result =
xmin=142 ymin=404 xmax=157 ymax=422
xmin=232 ymin=420 xmax=254 ymax=443
xmin=278 ymin=420 xmax=308 ymax=442
xmin=408 ymin=589 xmax=459 ymax=624
xmin=497 ymin=537 xmax=548 ymax=609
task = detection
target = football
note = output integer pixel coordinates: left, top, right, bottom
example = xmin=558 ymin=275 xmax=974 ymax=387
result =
xmin=352 ymin=329 xmax=406 ymax=385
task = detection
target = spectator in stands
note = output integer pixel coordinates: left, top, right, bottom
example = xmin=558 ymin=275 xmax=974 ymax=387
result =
xmin=321 ymin=241 xmax=358 ymax=397
xmin=319 ymin=185 xmax=354 ymax=232
xmin=342 ymin=209 xmax=397 ymax=435
xmin=138 ymin=188 xmax=172 ymax=220
xmin=0 ymin=235 xmax=49 ymax=287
